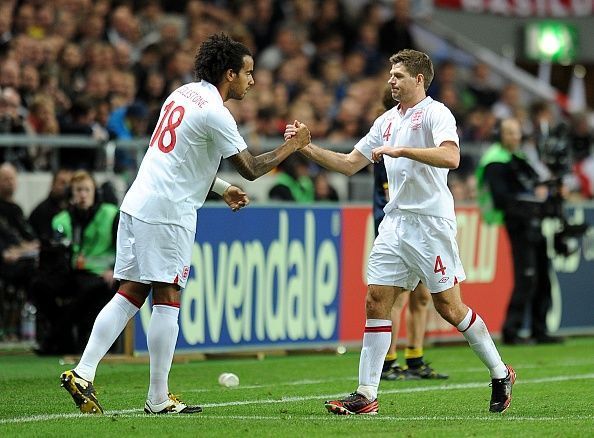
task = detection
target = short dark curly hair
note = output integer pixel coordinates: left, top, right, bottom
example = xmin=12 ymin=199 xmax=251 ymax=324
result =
xmin=194 ymin=33 xmax=252 ymax=84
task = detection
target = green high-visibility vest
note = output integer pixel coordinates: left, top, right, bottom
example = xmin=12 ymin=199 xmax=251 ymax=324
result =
xmin=274 ymin=172 xmax=315 ymax=203
xmin=475 ymin=143 xmax=518 ymax=225
xmin=52 ymin=203 xmax=118 ymax=275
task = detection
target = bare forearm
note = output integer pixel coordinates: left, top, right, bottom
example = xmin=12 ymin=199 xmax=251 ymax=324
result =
xmin=400 ymin=146 xmax=459 ymax=169
xmin=300 ymin=143 xmax=364 ymax=176
xmin=250 ymin=144 xmax=294 ymax=178
xmin=231 ymin=141 xmax=295 ymax=180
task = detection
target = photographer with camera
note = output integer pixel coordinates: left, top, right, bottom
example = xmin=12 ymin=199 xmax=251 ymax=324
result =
xmin=476 ymin=117 xmax=563 ymax=345
xmin=30 ymin=170 xmax=119 ymax=354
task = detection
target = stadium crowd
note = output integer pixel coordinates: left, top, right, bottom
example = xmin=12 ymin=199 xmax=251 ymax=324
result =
xmin=0 ymin=0 xmax=593 ymax=343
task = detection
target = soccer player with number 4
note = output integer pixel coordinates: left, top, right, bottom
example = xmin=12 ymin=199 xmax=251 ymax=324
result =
xmin=60 ymin=33 xmax=310 ymax=415
xmin=285 ymin=49 xmax=515 ymax=415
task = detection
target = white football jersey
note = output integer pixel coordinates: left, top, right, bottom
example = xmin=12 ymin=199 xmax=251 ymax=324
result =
xmin=120 ymin=81 xmax=248 ymax=231
xmin=355 ymin=97 xmax=459 ymax=220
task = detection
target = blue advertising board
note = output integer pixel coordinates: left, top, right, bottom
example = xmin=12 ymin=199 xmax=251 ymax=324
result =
xmin=132 ymin=203 xmax=594 ymax=354
xmin=134 ymin=206 xmax=343 ymax=353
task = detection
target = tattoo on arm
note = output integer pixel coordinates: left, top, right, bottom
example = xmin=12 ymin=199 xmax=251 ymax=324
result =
xmin=229 ymin=148 xmax=289 ymax=181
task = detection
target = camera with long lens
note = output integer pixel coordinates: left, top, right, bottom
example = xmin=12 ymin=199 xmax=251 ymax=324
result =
xmin=37 ymin=228 xmax=72 ymax=274
xmin=510 ymin=178 xmax=588 ymax=257
xmin=538 ymin=123 xmax=571 ymax=177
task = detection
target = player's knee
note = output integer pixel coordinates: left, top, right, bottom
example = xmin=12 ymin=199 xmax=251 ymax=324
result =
xmin=410 ymin=293 xmax=430 ymax=309
xmin=365 ymin=289 xmax=391 ymax=318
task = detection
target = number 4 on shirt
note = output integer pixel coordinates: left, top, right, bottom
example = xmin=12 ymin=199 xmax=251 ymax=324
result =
xmin=382 ymin=122 xmax=392 ymax=142
xmin=150 ymin=100 xmax=185 ymax=153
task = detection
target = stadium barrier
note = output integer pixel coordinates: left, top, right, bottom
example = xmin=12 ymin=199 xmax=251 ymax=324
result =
xmin=128 ymin=203 xmax=594 ymax=356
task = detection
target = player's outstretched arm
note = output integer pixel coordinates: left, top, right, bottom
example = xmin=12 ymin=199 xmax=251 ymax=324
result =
xmin=284 ymin=121 xmax=369 ymax=176
xmin=371 ymin=141 xmax=460 ymax=169
xmin=228 ymin=125 xmax=311 ymax=181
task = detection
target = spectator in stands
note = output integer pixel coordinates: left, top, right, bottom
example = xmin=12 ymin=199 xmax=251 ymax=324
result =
xmin=137 ymin=0 xmax=166 ymax=42
xmin=461 ymin=107 xmax=497 ymax=143
xmin=427 ymin=60 xmax=471 ymax=111
xmin=58 ymin=42 xmax=85 ymax=99
xmin=106 ymin=102 xmax=149 ymax=175
xmin=19 ymin=64 xmax=40 ymax=109
xmin=0 ymin=163 xmax=37 ymax=244
xmin=0 ymin=59 xmax=20 ymax=90
xmin=569 ymin=112 xmax=592 ymax=163
xmin=0 ymin=7 xmax=13 ymax=55
xmin=0 ymin=87 xmax=31 ymax=169
xmin=257 ymin=24 xmax=312 ymax=71
xmin=83 ymin=70 xmax=111 ymax=103
xmin=28 ymin=168 xmax=73 ymax=242
xmin=310 ymin=0 xmax=351 ymax=47
xmin=58 ymin=97 xmax=108 ymax=170
xmin=467 ymin=62 xmax=500 ymax=109
xmin=244 ymin=0 xmax=283 ymax=53
xmin=492 ymin=83 xmax=523 ymax=121
xmin=378 ymin=0 xmax=416 ymax=56
xmin=0 ymin=162 xmax=39 ymax=341
xmin=269 ymin=154 xmax=315 ymax=203
xmin=25 ymin=94 xmax=60 ymax=170
xmin=313 ymin=170 xmax=339 ymax=202
xmin=353 ymin=22 xmax=383 ymax=76
xmin=31 ymin=170 xmax=118 ymax=354
xmin=137 ymin=70 xmax=167 ymax=133
xmin=13 ymin=2 xmax=35 ymax=36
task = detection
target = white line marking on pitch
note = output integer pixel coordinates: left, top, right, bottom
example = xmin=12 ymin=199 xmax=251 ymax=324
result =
xmin=2 ymin=413 xmax=593 ymax=425
xmin=1 ymin=373 xmax=593 ymax=425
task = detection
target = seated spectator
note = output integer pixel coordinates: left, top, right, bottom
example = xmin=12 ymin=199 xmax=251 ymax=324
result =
xmin=30 ymin=170 xmax=119 ymax=354
xmin=0 ymin=87 xmax=31 ymax=169
xmin=269 ymin=154 xmax=315 ymax=203
xmin=58 ymin=97 xmax=108 ymax=170
xmin=28 ymin=168 xmax=73 ymax=242
xmin=314 ymin=170 xmax=339 ymax=202
xmin=467 ymin=62 xmax=500 ymax=109
xmin=107 ymin=101 xmax=149 ymax=175
xmin=0 ymin=162 xmax=39 ymax=341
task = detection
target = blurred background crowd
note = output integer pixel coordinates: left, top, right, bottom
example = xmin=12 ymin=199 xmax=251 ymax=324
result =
xmin=0 ymin=0 xmax=593 ymax=344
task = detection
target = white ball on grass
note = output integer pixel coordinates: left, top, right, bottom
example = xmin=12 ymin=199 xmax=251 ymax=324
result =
xmin=218 ymin=372 xmax=240 ymax=387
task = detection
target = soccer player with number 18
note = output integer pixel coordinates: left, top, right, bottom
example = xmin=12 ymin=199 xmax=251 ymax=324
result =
xmin=60 ymin=33 xmax=310 ymax=415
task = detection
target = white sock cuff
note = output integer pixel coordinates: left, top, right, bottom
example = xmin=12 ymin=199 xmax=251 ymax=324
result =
xmin=152 ymin=304 xmax=180 ymax=319
xmin=457 ymin=308 xmax=476 ymax=332
xmin=113 ymin=293 xmax=141 ymax=318
xmin=365 ymin=319 xmax=392 ymax=328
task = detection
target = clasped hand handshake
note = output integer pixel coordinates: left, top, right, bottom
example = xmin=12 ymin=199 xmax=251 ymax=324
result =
xmin=283 ymin=120 xmax=310 ymax=150
xmin=284 ymin=120 xmax=400 ymax=162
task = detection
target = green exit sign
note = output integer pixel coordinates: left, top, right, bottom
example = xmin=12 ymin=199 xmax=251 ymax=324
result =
xmin=525 ymin=21 xmax=578 ymax=63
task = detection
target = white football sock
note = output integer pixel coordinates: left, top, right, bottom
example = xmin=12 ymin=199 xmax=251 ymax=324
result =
xmin=457 ymin=308 xmax=508 ymax=379
xmin=75 ymin=293 xmax=140 ymax=382
xmin=357 ymin=319 xmax=392 ymax=401
xmin=147 ymin=305 xmax=179 ymax=405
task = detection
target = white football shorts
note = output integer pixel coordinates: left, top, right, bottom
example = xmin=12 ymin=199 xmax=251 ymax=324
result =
xmin=114 ymin=212 xmax=194 ymax=288
xmin=367 ymin=210 xmax=466 ymax=293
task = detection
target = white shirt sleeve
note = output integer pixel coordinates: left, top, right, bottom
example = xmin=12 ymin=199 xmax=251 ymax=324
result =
xmin=207 ymin=108 xmax=249 ymax=158
xmin=354 ymin=115 xmax=384 ymax=162
xmin=430 ymin=104 xmax=460 ymax=149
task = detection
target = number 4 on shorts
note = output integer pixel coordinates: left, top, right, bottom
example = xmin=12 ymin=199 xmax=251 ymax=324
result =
xmin=434 ymin=255 xmax=446 ymax=275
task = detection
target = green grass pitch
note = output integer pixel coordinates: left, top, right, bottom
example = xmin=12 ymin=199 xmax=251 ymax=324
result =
xmin=1 ymin=337 xmax=593 ymax=437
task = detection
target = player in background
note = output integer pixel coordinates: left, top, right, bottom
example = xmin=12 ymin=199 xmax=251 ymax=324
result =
xmin=285 ymin=49 xmax=515 ymax=415
xmin=60 ymin=33 xmax=310 ymax=415
xmin=373 ymin=87 xmax=448 ymax=381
